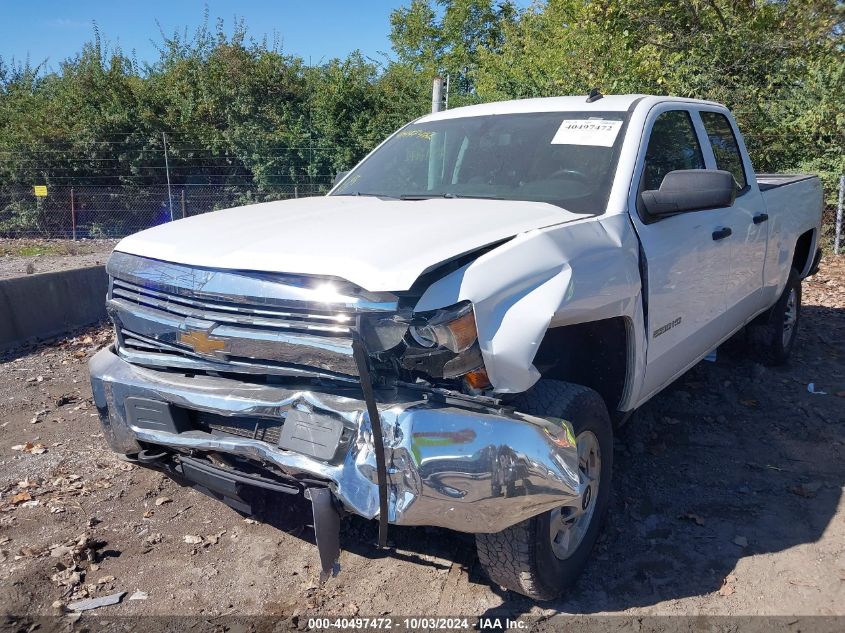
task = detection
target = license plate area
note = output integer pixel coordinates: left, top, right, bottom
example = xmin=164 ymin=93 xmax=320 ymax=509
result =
xmin=278 ymin=410 xmax=346 ymax=462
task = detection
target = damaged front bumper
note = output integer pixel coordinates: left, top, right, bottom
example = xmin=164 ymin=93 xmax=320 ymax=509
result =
xmin=90 ymin=346 xmax=583 ymax=536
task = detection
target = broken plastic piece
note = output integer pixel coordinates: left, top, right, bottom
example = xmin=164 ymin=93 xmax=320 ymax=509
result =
xmin=68 ymin=592 xmax=126 ymax=612
xmin=305 ymin=487 xmax=341 ymax=583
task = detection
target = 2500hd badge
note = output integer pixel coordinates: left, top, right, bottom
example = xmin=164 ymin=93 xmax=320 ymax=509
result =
xmin=653 ymin=316 xmax=683 ymax=338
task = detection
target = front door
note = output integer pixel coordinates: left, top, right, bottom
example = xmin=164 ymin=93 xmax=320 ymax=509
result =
xmin=629 ymin=107 xmax=734 ymax=402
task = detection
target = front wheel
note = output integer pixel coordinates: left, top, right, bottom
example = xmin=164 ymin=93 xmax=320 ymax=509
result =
xmin=475 ymin=380 xmax=612 ymax=600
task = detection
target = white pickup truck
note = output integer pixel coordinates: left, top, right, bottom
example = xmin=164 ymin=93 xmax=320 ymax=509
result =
xmin=90 ymin=94 xmax=823 ymax=600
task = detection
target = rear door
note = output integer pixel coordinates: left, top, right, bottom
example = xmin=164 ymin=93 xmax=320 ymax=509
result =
xmin=629 ymin=106 xmax=735 ymax=402
xmin=698 ymin=109 xmax=769 ymax=319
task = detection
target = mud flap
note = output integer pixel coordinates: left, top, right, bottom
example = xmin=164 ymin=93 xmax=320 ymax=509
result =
xmin=305 ymin=487 xmax=341 ymax=582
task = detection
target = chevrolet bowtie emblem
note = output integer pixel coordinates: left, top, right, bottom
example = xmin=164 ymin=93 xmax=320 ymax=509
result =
xmin=179 ymin=330 xmax=226 ymax=355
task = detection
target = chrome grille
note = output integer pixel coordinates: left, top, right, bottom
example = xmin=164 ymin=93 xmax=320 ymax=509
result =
xmin=112 ymin=279 xmax=353 ymax=335
xmin=106 ymin=252 xmax=400 ymax=380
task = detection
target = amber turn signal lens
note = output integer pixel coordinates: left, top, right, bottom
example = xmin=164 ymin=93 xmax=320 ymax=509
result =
xmin=465 ymin=369 xmax=491 ymax=390
xmin=442 ymin=310 xmax=478 ymax=352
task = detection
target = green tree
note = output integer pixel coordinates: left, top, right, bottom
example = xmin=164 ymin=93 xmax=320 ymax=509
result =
xmin=1 ymin=3 xmax=842 ymax=239
xmin=390 ymin=0 xmax=517 ymax=102
xmin=473 ymin=0 xmax=844 ymax=215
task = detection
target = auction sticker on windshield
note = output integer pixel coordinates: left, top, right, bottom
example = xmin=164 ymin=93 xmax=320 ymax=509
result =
xmin=551 ymin=119 xmax=623 ymax=147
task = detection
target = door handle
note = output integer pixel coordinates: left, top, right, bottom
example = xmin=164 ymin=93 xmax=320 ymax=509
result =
xmin=753 ymin=213 xmax=769 ymax=225
xmin=712 ymin=227 xmax=732 ymax=241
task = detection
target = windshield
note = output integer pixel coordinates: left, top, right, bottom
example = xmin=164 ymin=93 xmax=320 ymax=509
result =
xmin=332 ymin=111 xmax=629 ymax=213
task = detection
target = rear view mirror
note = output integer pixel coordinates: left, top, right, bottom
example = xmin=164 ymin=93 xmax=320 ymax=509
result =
xmin=333 ymin=171 xmax=349 ymax=186
xmin=641 ymin=169 xmax=736 ymax=217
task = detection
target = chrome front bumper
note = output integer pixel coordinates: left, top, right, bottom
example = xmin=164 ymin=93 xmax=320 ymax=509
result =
xmin=89 ymin=347 xmax=583 ymax=534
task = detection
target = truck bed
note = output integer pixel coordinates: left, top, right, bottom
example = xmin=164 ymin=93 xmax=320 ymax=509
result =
xmin=758 ymin=172 xmax=823 ymax=279
xmin=756 ymin=173 xmax=817 ymax=192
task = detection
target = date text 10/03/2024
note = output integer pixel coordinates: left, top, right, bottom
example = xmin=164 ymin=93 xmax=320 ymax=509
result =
xmin=305 ymin=617 xmax=527 ymax=630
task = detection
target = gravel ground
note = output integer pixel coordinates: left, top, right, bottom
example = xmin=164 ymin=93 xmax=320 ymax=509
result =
xmin=0 ymin=239 xmax=117 ymax=280
xmin=0 ymin=259 xmax=843 ymax=626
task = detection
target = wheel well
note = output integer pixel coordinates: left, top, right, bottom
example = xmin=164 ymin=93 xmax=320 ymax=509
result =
xmin=532 ymin=317 xmax=628 ymax=414
xmin=792 ymin=229 xmax=814 ymax=276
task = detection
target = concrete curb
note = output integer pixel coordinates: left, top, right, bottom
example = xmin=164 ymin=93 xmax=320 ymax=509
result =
xmin=0 ymin=266 xmax=107 ymax=352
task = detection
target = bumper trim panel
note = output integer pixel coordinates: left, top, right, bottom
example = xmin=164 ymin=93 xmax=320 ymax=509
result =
xmin=306 ymin=487 xmax=342 ymax=582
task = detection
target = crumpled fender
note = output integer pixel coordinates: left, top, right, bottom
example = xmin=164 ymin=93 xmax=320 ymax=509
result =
xmin=415 ymin=214 xmax=645 ymax=397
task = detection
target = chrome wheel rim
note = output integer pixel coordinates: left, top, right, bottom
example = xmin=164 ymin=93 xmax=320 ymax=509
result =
xmin=549 ymin=430 xmax=601 ymax=560
xmin=782 ymin=288 xmax=797 ymax=347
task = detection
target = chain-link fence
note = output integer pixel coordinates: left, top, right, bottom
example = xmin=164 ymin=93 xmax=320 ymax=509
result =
xmin=6 ymin=176 xmax=843 ymax=248
xmin=0 ymin=182 xmax=334 ymax=239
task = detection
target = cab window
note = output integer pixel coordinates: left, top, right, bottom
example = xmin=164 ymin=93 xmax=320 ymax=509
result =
xmin=700 ymin=111 xmax=748 ymax=190
xmin=641 ymin=110 xmax=705 ymax=192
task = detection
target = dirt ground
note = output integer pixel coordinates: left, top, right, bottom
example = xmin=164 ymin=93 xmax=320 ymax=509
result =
xmin=0 ymin=239 xmax=117 ymax=280
xmin=0 ymin=259 xmax=843 ymax=625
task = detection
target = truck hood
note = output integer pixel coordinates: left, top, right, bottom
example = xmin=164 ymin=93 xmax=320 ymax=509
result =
xmin=114 ymin=195 xmax=587 ymax=291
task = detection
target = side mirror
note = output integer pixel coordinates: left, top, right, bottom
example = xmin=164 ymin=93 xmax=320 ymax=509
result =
xmin=333 ymin=171 xmax=349 ymax=187
xmin=641 ymin=169 xmax=736 ymax=217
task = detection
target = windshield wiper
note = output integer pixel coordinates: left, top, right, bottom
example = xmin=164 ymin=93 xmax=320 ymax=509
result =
xmin=399 ymin=193 xmax=504 ymax=201
xmin=334 ymin=192 xmax=399 ymax=199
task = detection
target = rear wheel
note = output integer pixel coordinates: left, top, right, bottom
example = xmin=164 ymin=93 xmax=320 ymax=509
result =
xmin=747 ymin=267 xmax=801 ymax=365
xmin=475 ymin=380 xmax=612 ymax=600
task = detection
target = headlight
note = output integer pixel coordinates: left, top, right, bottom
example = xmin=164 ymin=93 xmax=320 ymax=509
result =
xmin=361 ymin=301 xmax=487 ymax=387
xmin=357 ymin=302 xmax=478 ymax=354
xmin=408 ymin=303 xmax=477 ymax=353
xmin=401 ymin=301 xmax=485 ymax=381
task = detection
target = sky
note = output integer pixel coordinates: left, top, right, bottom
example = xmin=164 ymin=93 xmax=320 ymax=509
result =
xmin=0 ymin=1 xmax=404 ymax=71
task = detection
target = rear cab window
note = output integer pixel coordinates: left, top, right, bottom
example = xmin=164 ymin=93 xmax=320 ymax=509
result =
xmin=700 ymin=111 xmax=748 ymax=191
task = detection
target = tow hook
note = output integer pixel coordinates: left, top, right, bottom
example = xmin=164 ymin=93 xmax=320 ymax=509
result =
xmin=137 ymin=448 xmax=168 ymax=465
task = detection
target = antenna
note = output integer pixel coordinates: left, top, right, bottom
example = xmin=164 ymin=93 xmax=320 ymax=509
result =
xmin=586 ymin=88 xmax=603 ymax=103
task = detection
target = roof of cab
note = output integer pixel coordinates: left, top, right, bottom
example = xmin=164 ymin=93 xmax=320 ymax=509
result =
xmin=417 ymin=94 xmax=723 ymax=123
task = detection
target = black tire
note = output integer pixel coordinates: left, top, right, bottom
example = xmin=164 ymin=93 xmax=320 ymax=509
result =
xmin=475 ymin=380 xmax=612 ymax=600
xmin=747 ymin=267 xmax=801 ymax=366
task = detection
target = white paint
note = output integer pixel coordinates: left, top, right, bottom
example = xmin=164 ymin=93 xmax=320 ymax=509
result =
xmin=114 ymin=196 xmax=587 ymax=292
xmin=620 ymin=101 xmax=822 ymax=408
xmin=416 ymin=214 xmax=643 ymax=396
xmin=415 ymin=94 xmax=722 ymax=124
